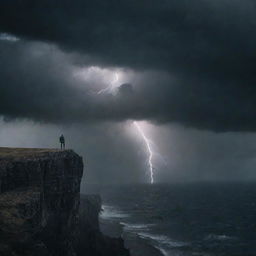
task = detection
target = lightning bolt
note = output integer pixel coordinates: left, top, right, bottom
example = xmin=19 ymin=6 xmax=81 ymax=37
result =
xmin=97 ymin=73 xmax=119 ymax=94
xmin=97 ymin=72 xmax=155 ymax=184
xmin=133 ymin=121 xmax=154 ymax=184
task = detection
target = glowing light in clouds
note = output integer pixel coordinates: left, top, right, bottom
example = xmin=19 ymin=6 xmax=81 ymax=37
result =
xmin=97 ymin=73 xmax=119 ymax=94
xmin=133 ymin=121 xmax=154 ymax=184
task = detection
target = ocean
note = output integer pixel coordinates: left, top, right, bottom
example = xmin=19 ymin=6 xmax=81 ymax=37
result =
xmin=85 ymin=183 xmax=256 ymax=256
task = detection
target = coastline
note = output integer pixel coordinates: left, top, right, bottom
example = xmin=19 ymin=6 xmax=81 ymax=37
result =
xmin=100 ymin=211 xmax=164 ymax=256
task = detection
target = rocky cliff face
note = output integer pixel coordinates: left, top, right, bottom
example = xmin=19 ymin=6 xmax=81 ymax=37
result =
xmin=0 ymin=148 xmax=83 ymax=256
xmin=0 ymin=148 xmax=129 ymax=256
xmin=76 ymin=195 xmax=129 ymax=256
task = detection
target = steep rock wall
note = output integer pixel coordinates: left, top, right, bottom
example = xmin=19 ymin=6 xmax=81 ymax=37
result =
xmin=0 ymin=148 xmax=83 ymax=256
xmin=76 ymin=195 xmax=129 ymax=256
xmin=0 ymin=148 xmax=129 ymax=256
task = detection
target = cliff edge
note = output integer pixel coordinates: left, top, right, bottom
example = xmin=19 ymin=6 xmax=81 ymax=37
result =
xmin=0 ymin=148 xmax=129 ymax=256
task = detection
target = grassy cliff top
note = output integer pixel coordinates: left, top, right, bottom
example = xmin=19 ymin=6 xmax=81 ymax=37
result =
xmin=0 ymin=147 xmax=67 ymax=159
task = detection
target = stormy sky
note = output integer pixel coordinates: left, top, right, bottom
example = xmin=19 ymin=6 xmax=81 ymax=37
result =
xmin=1 ymin=0 xmax=256 ymax=185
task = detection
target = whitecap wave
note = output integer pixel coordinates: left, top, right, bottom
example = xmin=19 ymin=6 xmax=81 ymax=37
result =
xmin=205 ymin=234 xmax=237 ymax=241
xmin=154 ymin=245 xmax=169 ymax=256
xmin=100 ymin=205 xmax=130 ymax=219
xmin=120 ymin=222 xmax=155 ymax=232
xmin=138 ymin=232 xmax=189 ymax=248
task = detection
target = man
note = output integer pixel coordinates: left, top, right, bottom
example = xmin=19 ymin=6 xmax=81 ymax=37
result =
xmin=59 ymin=134 xmax=65 ymax=150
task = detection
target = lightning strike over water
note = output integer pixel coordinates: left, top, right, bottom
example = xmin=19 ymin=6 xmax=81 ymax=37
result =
xmin=133 ymin=121 xmax=154 ymax=184
xmin=97 ymin=72 xmax=155 ymax=184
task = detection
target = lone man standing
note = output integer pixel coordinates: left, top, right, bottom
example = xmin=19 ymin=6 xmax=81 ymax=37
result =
xmin=59 ymin=134 xmax=65 ymax=150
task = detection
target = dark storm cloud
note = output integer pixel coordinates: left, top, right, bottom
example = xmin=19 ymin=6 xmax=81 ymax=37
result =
xmin=1 ymin=0 xmax=255 ymax=72
xmin=0 ymin=40 xmax=87 ymax=122
xmin=0 ymin=40 xmax=137 ymax=123
xmin=1 ymin=0 xmax=256 ymax=131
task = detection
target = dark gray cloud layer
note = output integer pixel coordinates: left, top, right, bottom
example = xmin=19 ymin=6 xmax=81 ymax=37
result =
xmin=1 ymin=0 xmax=256 ymax=131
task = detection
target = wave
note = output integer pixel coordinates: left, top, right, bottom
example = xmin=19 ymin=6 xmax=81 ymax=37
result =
xmin=205 ymin=234 xmax=237 ymax=241
xmin=100 ymin=204 xmax=189 ymax=256
xmin=137 ymin=232 xmax=190 ymax=256
xmin=120 ymin=222 xmax=155 ymax=232
xmin=100 ymin=205 xmax=130 ymax=219
xmin=138 ymin=232 xmax=189 ymax=248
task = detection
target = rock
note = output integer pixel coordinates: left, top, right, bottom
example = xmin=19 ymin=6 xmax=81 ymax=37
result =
xmin=0 ymin=148 xmax=83 ymax=256
xmin=0 ymin=148 xmax=129 ymax=256
xmin=76 ymin=194 xmax=130 ymax=256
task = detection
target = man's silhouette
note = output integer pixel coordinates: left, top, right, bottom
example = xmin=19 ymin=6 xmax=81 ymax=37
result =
xmin=59 ymin=134 xmax=65 ymax=149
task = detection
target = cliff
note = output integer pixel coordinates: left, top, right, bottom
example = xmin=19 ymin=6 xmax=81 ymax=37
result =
xmin=77 ymin=195 xmax=129 ymax=256
xmin=0 ymin=148 xmax=129 ymax=256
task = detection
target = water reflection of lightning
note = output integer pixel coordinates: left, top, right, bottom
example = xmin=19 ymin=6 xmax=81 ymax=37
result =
xmin=133 ymin=121 xmax=154 ymax=184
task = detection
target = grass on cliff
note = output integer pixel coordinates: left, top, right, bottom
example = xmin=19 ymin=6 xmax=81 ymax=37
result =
xmin=0 ymin=147 xmax=64 ymax=158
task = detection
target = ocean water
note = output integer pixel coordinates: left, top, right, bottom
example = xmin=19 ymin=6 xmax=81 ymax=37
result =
xmin=86 ymin=183 xmax=256 ymax=256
